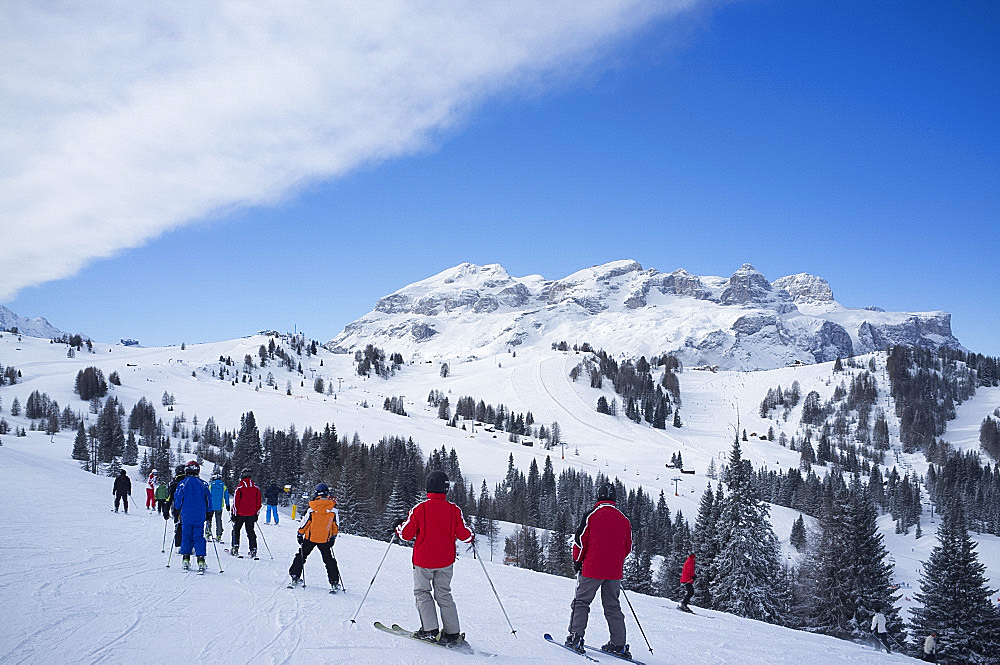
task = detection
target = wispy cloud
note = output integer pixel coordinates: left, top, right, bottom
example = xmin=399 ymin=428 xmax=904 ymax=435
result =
xmin=0 ymin=1 xmax=701 ymax=299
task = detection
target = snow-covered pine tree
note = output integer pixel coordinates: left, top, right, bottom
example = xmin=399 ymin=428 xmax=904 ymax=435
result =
xmin=544 ymin=508 xmax=574 ymax=577
xmin=709 ymin=438 xmax=784 ymax=623
xmin=845 ymin=481 xmax=900 ymax=637
xmin=690 ymin=482 xmax=719 ymax=608
xmin=231 ymin=411 xmax=263 ymax=481
xmin=71 ymin=422 xmax=89 ymax=464
xmin=623 ymin=547 xmax=654 ymax=594
xmin=909 ymin=501 xmax=1000 ymax=663
xmin=382 ymin=478 xmax=411 ymax=538
xmin=123 ymin=430 xmax=138 ymax=466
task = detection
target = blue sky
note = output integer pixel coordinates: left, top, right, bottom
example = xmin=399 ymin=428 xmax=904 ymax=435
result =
xmin=3 ymin=2 xmax=997 ymax=354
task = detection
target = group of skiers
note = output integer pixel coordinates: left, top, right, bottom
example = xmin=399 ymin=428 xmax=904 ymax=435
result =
xmin=118 ymin=466 xmax=942 ymax=660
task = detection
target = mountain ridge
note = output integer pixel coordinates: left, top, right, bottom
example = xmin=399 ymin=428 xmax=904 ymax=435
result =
xmin=327 ymin=260 xmax=962 ymax=370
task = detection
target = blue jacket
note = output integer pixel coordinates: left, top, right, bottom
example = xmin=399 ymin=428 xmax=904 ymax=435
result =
xmin=174 ymin=476 xmax=211 ymax=525
xmin=208 ymin=478 xmax=231 ymax=511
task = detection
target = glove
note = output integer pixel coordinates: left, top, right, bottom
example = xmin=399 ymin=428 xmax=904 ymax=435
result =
xmin=392 ymin=517 xmax=406 ymax=530
xmin=297 ymin=533 xmax=304 ymax=545
xmin=574 ymin=560 xmax=583 ymax=574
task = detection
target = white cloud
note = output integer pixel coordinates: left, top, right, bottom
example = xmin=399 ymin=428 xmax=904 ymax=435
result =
xmin=0 ymin=1 xmax=701 ymax=299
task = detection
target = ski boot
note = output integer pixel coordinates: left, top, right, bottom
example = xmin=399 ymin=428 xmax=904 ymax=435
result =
xmin=182 ymin=556 xmax=191 ymax=571
xmin=249 ymin=548 xmax=258 ymax=560
xmin=565 ymin=633 xmax=585 ymax=654
xmin=413 ymin=628 xmax=439 ymax=642
xmin=601 ymin=642 xmax=632 ymax=660
xmin=197 ymin=557 xmax=207 ymax=574
xmin=439 ymin=632 xmax=463 ymax=646
xmin=288 ymin=576 xmax=302 ymax=589
xmin=230 ymin=545 xmax=239 ymax=557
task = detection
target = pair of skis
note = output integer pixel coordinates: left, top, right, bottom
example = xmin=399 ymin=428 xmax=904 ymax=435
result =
xmin=223 ymin=548 xmax=258 ymax=560
xmin=374 ymin=622 xmax=495 ymax=657
xmin=543 ymin=634 xmax=645 ymax=664
xmin=287 ymin=578 xmax=343 ymax=594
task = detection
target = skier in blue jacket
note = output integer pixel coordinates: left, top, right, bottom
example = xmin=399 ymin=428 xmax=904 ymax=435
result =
xmin=173 ymin=460 xmax=212 ymax=573
xmin=204 ymin=471 xmax=231 ymax=541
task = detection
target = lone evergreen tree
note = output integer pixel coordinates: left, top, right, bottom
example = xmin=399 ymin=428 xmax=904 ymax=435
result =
xmin=709 ymin=438 xmax=784 ymax=622
xmin=71 ymin=422 xmax=89 ymax=463
xmin=909 ymin=501 xmax=1000 ymax=663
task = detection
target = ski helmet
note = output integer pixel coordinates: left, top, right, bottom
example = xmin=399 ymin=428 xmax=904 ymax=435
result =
xmin=426 ymin=470 xmax=449 ymax=494
xmin=175 ymin=464 xmax=186 ymax=477
xmin=240 ymin=468 xmax=252 ymax=479
xmin=314 ymin=483 xmax=331 ymax=498
xmin=596 ymin=483 xmax=616 ymax=502
xmin=185 ymin=460 xmax=201 ymax=476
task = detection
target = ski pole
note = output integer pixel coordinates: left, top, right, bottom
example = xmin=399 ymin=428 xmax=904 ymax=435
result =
xmin=161 ymin=517 xmax=169 ymax=553
xmin=166 ymin=532 xmax=175 ymax=568
xmin=256 ymin=522 xmax=274 ymax=559
xmin=210 ymin=531 xmax=224 ymax=573
xmin=621 ymin=588 xmax=652 ymax=654
xmin=300 ymin=546 xmax=307 ymax=587
xmin=349 ymin=535 xmax=395 ymax=624
xmin=472 ymin=540 xmax=517 ymax=637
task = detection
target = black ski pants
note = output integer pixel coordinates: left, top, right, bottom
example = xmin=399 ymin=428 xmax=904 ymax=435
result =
xmin=114 ymin=493 xmax=129 ymax=512
xmin=681 ymin=582 xmax=694 ymax=607
xmin=232 ymin=515 xmax=258 ymax=550
xmin=875 ymin=631 xmax=892 ymax=653
xmin=289 ymin=538 xmax=340 ymax=586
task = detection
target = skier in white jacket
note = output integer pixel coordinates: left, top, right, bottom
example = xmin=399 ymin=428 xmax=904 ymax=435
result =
xmin=871 ymin=609 xmax=892 ymax=653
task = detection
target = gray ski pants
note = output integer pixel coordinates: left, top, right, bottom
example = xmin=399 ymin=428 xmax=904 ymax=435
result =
xmin=568 ymin=575 xmax=625 ymax=646
xmin=413 ymin=564 xmax=459 ymax=634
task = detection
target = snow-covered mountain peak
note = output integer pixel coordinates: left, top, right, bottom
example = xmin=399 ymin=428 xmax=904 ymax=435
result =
xmin=0 ymin=304 xmax=65 ymax=339
xmin=331 ymin=260 xmax=965 ymax=369
xmin=773 ymin=273 xmax=835 ymax=304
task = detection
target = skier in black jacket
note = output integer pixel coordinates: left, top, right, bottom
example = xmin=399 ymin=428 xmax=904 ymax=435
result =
xmin=264 ymin=482 xmax=281 ymax=524
xmin=112 ymin=470 xmax=131 ymax=513
xmin=163 ymin=465 xmax=186 ymax=547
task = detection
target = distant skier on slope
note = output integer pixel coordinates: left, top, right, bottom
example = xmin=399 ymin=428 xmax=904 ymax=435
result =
xmin=154 ymin=476 xmax=169 ymax=516
xmin=264 ymin=481 xmax=281 ymax=525
xmin=112 ymin=469 xmax=131 ymax=513
xmin=394 ymin=470 xmax=474 ymax=645
xmin=204 ymin=471 xmax=230 ymax=542
xmin=679 ymin=553 xmax=696 ymax=612
xmin=173 ymin=460 xmax=212 ymax=573
xmin=288 ymin=483 xmax=341 ymax=591
xmin=231 ymin=468 xmax=262 ymax=559
xmin=564 ymin=482 xmax=633 ymax=660
xmin=922 ymin=632 xmax=937 ymax=662
xmin=145 ymin=471 xmax=157 ymax=511
xmin=871 ymin=607 xmax=893 ymax=653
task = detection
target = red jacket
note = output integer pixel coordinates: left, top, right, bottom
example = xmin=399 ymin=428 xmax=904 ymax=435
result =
xmin=233 ymin=478 xmax=262 ymax=517
xmin=573 ymin=500 xmax=632 ymax=580
xmin=680 ymin=554 xmax=696 ymax=584
xmin=396 ymin=493 xmax=473 ymax=569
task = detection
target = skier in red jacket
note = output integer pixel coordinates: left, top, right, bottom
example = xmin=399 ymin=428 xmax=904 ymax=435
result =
xmin=395 ymin=470 xmax=474 ymax=645
xmin=679 ymin=554 xmax=696 ymax=612
xmin=231 ymin=469 xmax=262 ymax=558
xmin=565 ymin=482 xmax=633 ymax=659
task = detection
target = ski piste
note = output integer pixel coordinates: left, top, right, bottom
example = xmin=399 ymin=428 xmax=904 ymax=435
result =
xmin=374 ymin=622 xmax=495 ymax=657
xmin=543 ymin=634 xmax=600 ymax=662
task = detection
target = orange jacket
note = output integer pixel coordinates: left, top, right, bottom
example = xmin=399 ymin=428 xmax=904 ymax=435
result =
xmin=298 ymin=498 xmax=339 ymax=543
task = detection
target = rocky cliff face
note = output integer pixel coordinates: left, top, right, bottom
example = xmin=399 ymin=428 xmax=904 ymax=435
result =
xmin=327 ymin=261 xmax=964 ymax=369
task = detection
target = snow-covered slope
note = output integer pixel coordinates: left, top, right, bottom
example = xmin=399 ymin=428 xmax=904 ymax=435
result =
xmin=327 ymin=261 xmax=962 ymax=370
xmin=0 ymin=304 xmax=65 ymax=339
xmin=1 ymin=432 xmax=920 ymax=665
